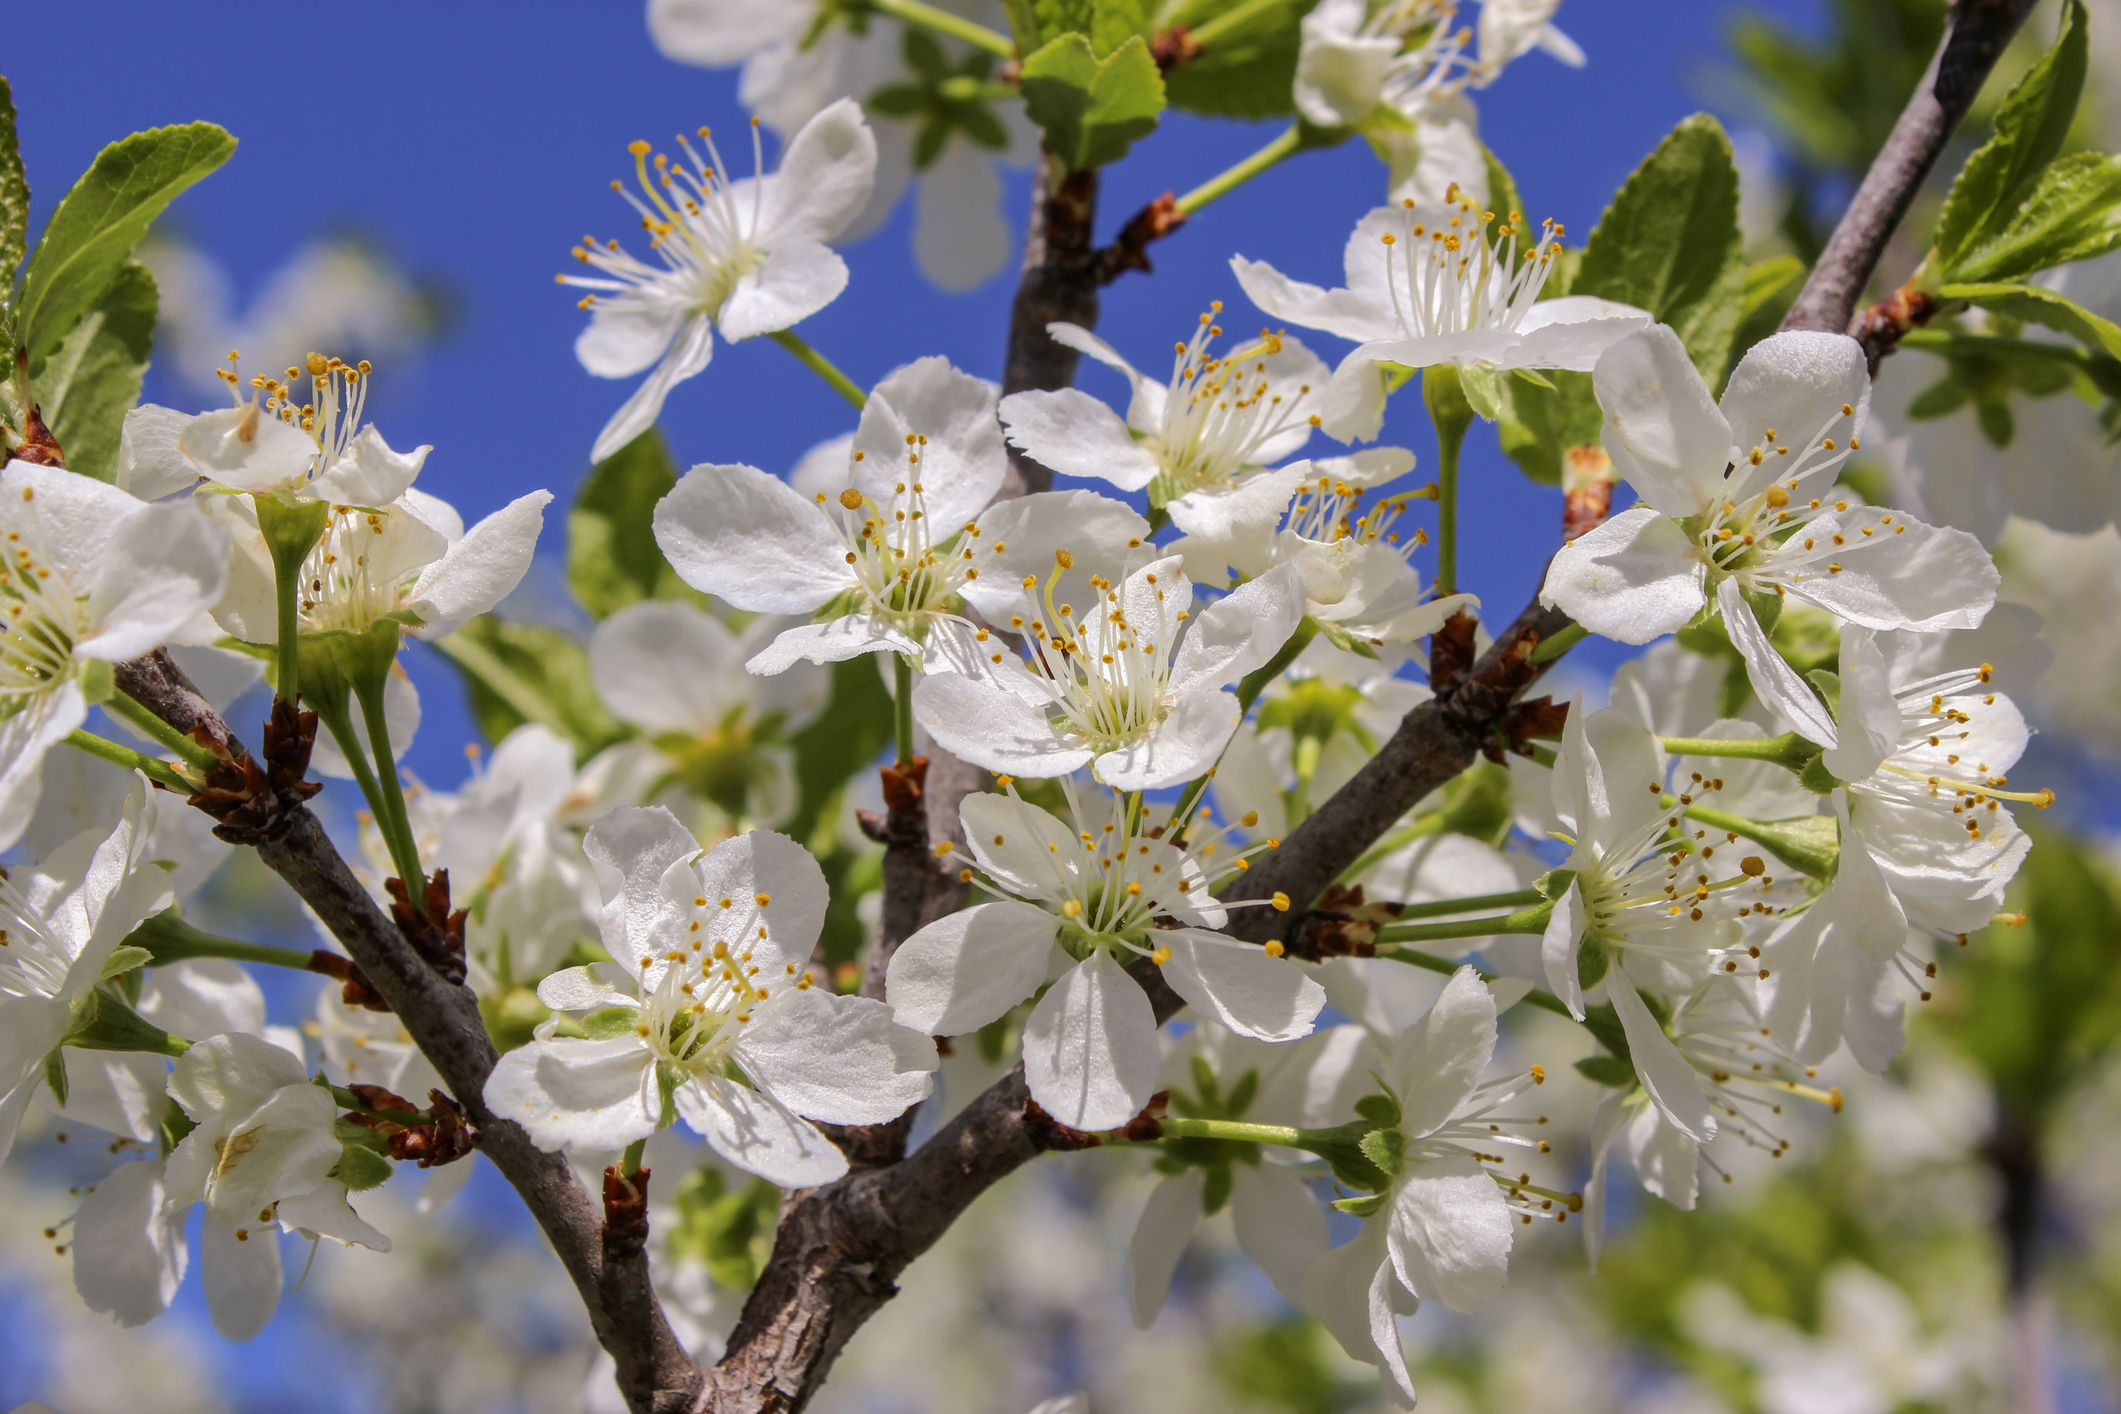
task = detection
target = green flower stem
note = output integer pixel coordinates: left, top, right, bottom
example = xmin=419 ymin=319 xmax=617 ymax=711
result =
xmin=355 ymin=670 xmax=426 ymax=899
xmin=253 ymin=495 xmax=331 ymax=706
xmin=1423 ymin=365 xmax=1475 ymax=597
xmin=1335 ymin=817 xmax=1442 ymax=885
xmin=1659 ymin=731 xmax=1821 ymax=771
xmin=1380 ymin=946 xmax=1577 ymax=1022
xmin=1391 ymin=888 xmax=1548 ymax=922
xmin=1176 ymin=124 xmax=1303 ymax=215
xmin=1528 ymin=621 xmax=1588 ymax=664
xmin=873 ymin=0 xmax=1015 ymax=56
xmin=1186 ymin=0 xmax=1291 ymax=48
xmin=1373 ymin=900 xmax=1553 ymax=945
xmin=894 ymin=653 xmax=916 ymax=768
xmin=311 ymin=693 xmax=423 ymax=894
xmin=63 ymin=730 xmax=192 ymax=794
xmin=1153 ymin=1116 xmax=1304 ymax=1147
xmin=620 ymin=1137 xmax=648 ymax=1177
xmin=127 ymin=908 xmax=316 ymax=971
xmin=324 ymin=1082 xmax=430 ymax=1127
xmin=769 ymin=330 xmax=867 ymax=411
xmin=104 ymin=690 xmax=221 ymax=774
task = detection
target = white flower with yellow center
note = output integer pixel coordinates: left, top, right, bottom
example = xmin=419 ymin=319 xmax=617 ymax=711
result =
xmin=484 ymin=808 xmax=936 ymax=1186
xmin=0 ymin=463 xmax=229 ymax=849
xmin=656 ymin=356 xmax=1147 ymax=675
xmin=562 ymin=100 xmax=878 ymax=461
xmin=1542 ymin=327 xmax=2000 ymax=747
xmin=912 ymin=554 xmax=1305 ymax=790
xmin=996 ymin=310 xmax=1335 ymax=521
xmin=1234 ymin=196 xmax=1648 ymax=439
xmin=886 ymin=784 xmax=1325 ymax=1130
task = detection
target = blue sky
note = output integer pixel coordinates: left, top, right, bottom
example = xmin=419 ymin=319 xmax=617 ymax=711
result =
xmin=5 ymin=0 xmax=1808 ymax=795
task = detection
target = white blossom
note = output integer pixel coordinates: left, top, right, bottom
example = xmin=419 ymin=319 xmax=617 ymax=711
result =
xmin=562 ymin=100 xmax=878 ymax=460
xmin=485 ymin=808 xmax=936 ymax=1186
xmin=885 ymin=784 xmax=1324 ymax=1130
xmin=1542 ymin=326 xmax=1998 ymax=747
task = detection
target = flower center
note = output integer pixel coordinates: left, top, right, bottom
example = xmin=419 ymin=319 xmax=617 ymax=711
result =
xmin=0 ymin=516 xmax=82 ymax=710
xmin=1375 ymin=188 xmax=1564 ymax=344
xmin=217 ymin=348 xmax=373 ymax=476
xmin=0 ymin=868 xmax=70 ymax=1003
xmin=1150 ymin=304 xmax=1316 ymax=504
xmin=818 ymin=439 xmax=977 ymax=631
xmin=298 ymin=504 xmax=400 ymax=635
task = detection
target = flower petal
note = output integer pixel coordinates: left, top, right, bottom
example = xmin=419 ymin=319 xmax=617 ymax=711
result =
xmin=914 ymin=671 xmax=1094 ymax=779
xmin=481 ymin=1036 xmax=658 ymax=1154
xmin=998 ymin=387 xmax=1161 ymax=491
xmin=1093 ymin=689 xmax=1241 ymax=792
xmin=201 ymin=1214 xmax=282 ymax=1341
xmin=1128 ymin=1170 xmax=1204 ymax=1329
xmin=1230 ymin=1162 xmax=1329 ymax=1307
xmin=1157 ymin=928 xmax=1325 ymax=1041
xmin=1540 ymin=506 xmax=1704 ymax=644
xmin=1593 ymin=325 xmax=1732 ymax=518
xmin=912 ymin=136 xmax=1011 ymax=291
xmin=886 ymin=899 xmax=1060 ymax=1036
xmin=407 ymin=490 xmax=551 ymax=637
xmin=592 ymin=312 xmax=715 ymax=463
xmin=1387 ymin=966 xmax=1498 ymax=1136
xmin=678 ymin=1072 xmax=849 ymax=1187
xmin=1719 ymin=577 xmax=1838 ymax=746
xmin=1385 ymin=1154 xmax=1514 ymax=1312
xmin=759 ymin=97 xmax=878 ymax=244
xmin=1021 ymin=949 xmax=1162 ymax=1131
xmin=1608 ymin=969 xmax=1716 ymax=1143
xmin=72 ymin=1158 xmax=187 ymax=1327
xmin=656 ymin=461 xmax=850 ymax=614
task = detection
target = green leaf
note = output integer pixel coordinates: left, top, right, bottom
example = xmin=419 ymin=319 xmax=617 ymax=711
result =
xmin=433 ymin=615 xmax=631 ymax=759
xmin=1481 ymin=368 xmax=1603 ymax=486
xmin=31 ymin=259 xmax=155 ymax=483
xmin=1943 ymin=281 xmax=2121 ymax=362
xmin=666 ymin=1164 xmax=783 ymax=1292
xmin=1090 ymin=0 xmax=1153 ymax=56
xmin=1020 ymin=33 xmax=1166 ymax=171
xmin=0 ymin=76 xmax=28 ymax=301
xmin=1027 ymin=0 xmax=1092 ymax=45
xmin=1934 ymin=0 xmax=2088 ymax=275
xmin=1574 ymin=113 xmax=1746 ymax=386
xmin=567 ymin=427 xmax=702 ymax=619
xmin=17 ymin=122 xmax=235 ymax=370
xmin=1574 ymin=1054 xmax=1635 ymax=1088
xmin=1162 ymin=0 xmax=1315 ymax=120
xmin=1483 ymin=144 xmax=1524 ymax=226
xmin=1948 ymin=150 xmax=2121 ymax=284
xmin=331 ymin=1142 xmax=395 ymax=1193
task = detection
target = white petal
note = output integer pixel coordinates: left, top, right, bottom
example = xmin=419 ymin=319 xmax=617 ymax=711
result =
xmin=1297 ymin=1220 xmax=1417 ymax=1408
xmin=276 ymin=1181 xmax=391 ymax=1252
xmin=1540 ymin=506 xmax=1705 ymax=644
xmin=1157 ymin=928 xmax=1324 ymax=1041
xmin=1230 ymin=1161 xmax=1329 ymax=1307
xmin=647 ymin=0 xmax=806 ymax=68
xmin=49 ymin=1051 xmax=168 ymax=1142
xmin=176 ymin=405 xmax=317 ymax=492
xmin=584 ymin=805 xmax=707 ymax=970
xmin=739 ymin=987 xmax=936 ymax=1126
xmin=1128 ymin=1171 xmax=1204 ymax=1328
xmin=958 ymin=490 xmax=1152 ymax=622
xmin=1165 ymin=464 xmax=1305 ymax=551
xmin=590 ymin=599 xmax=758 ymax=733
xmin=480 ymin=1036 xmax=658 ymax=1154
xmin=408 ymin=490 xmax=551 ymax=637
xmin=1504 ymin=311 xmax=1655 ymax=371
xmin=1822 ymin=625 xmax=1902 ymax=782
xmin=201 ymin=1216 xmax=282 ymax=1341
xmin=1293 ymin=13 xmax=1399 ymax=125
xmin=117 ymin=404 xmax=202 ymax=500
xmin=576 ymin=295 xmax=687 ymax=379
xmin=745 ymin=613 xmax=921 ymax=674
xmin=1593 ymin=325 xmax=1732 ymax=518
xmin=1170 ymin=563 xmax=1306 ymax=694
xmin=719 ymin=237 xmax=850 ymax=342
xmin=73 ymin=1159 xmax=187 ymax=1327
xmin=1093 ymin=690 xmax=1241 ymax=792
xmin=998 ymin=388 xmax=1160 ymax=491
xmin=655 ymin=461 xmax=850 ymax=613
xmin=691 ymin=829 xmax=829 ymax=975
xmin=1719 ymin=578 xmax=1838 ymax=746
xmin=1622 ymin=1099 xmax=1700 ymax=1208
xmin=1387 ymin=967 xmax=1498 ymax=1136
xmin=677 ymin=1072 xmax=849 ymax=1187
xmin=591 ymin=312 xmax=715 ymax=464
xmin=1581 ymin=1089 xmax=1632 ymax=1269
xmin=886 ymin=899 xmax=1059 ymax=1035
xmin=1386 ymin=1155 xmax=1515 ymax=1312
xmin=1542 ymin=882 xmax=1588 ymax=1019
xmin=308 ymin=425 xmax=429 ymax=507
xmin=759 ymin=97 xmax=878 ymax=245
xmin=1608 ymin=970 xmax=1716 ymax=1143
xmin=914 ymin=671 xmax=1093 ymax=779
xmin=78 ymin=502 xmax=231 ymax=662
xmin=0 ymin=680 xmax=88 ymax=854
xmin=1230 ymin=255 xmax=1397 ymax=344
xmin=1717 ymin=331 xmax=1870 ymax=494
xmin=1021 ymin=950 xmax=1162 ymax=1131
xmin=534 ymin=962 xmax=637 ymax=1013
xmin=912 ymin=137 xmax=1011 ymax=291
xmin=851 ymin=356 xmax=1006 ymax=534
xmin=1778 ymin=511 xmax=2000 ymax=632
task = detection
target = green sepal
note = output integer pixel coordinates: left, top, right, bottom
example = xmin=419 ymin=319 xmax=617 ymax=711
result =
xmin=330 ymin=1142 xmax=394 ymax=1193
xmin=333 ymin=1113 xmax=393 ymax=1153
xmin=1357 ymin=1126 xmax=1406 ymax=1179
xmin=1799 ymin=754 xmax=1846 ymax=798
xmin=1200 ymin=1161 xmax=1235 ymax=1217
xmin=159 ymin=1095 xmax=196 ymax=1155
xmin=1313 ymin=618 xmax=1380 ymax=659
xmin=656 ymin=1063 xmax=681 ymax=1129
xmin=79 ymin=657 xmax=115 ymax=707
xmin=1574 ymin=1054 xmax=1636 ymax=1088
xmin=97 ymin=945 xmax=153 ymax=983
xmin=1534 ymin=867 xmax=1578 ymax=902
xmin=1580 ymin=1003 xmax=1631 ymax=1063
xmin=1295 ymin=1119 xmax=1393 ymax=1193
xmin=1352 ymin=1092 xmax=1400 ymax=1128
xmin=61 ymin=988 xmax=190 ymax=1056
xmin=43 ymin=1046 xmax=68 ymax=1108
xmin=582 ymin=1006 xmax=641 ymax=1041
xmin=1575 ymin=934 xmax=1610 ymax=993
xmin=253 ymin=493 xmax=332 ymax=581
xmin=1741 ymin=811 xmax=1841 ymax=879
xmin=1019 ymin=32 xmax=1165 ymax=171
xmin=1333 ymin=1190 xmax=1392 ymax=1219
xmin=1805 ymin=668 xmax=1842 ymax=721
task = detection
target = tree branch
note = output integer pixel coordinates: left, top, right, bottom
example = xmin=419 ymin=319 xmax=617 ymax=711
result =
xmin=114 ymin=649 xmax=701 ymax=1413
xmin=1782 ymin=0 xmax=2042 ymax=336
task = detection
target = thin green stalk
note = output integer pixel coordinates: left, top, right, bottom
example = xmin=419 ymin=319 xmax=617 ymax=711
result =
xmin=64 ymin=730 xmax=191 ymax=794
xmin=325 ymin=1082 xmax=429 ymax=1127
xmin=313 ymin=697 xmax=422 ymax=892
xmin=1176 ymin=124 xmax=1303 ymax=215
xmin=1336 ymin=817 xmax=1442 ymax=885
xmin=104 ymin=691 xmax=221 ymax=774
xmin=1659 ymin=731 xmax=1819 ymax=771
xmin=1186 ymin=0 xmax=1289 ymax=47
xmin=1154 ymin=1116 xmax=1303 ymax=1146
xmin=873 ymin=0 xmax=1015 ymax=56
xmin=769 ymin=330 xmax=867 ymax=410
xmin=128 ymin=910 xmax=316 ymax=971
xmin=1529 ymin=621 xmax=1588 ymax=664
xmin=620 ymin=1137 xmax=648 ymax=1177
xmin=355 ymin=675 xmax=425 ymax=899
xmin=1392 ymin=888 xmax=1547 ymax=922
xmin=893 ymin=654 xmax=916 ymax=768
xmin=1423 ymin=365 xmax=1474 ymax=597
xmin=1373 ymin=901 xmax=1552 ymax=945
xmin=1381 ymin=946 xmax=1577 ymax=1021
xmin=276 ymin=572 xmax=301 ymax=704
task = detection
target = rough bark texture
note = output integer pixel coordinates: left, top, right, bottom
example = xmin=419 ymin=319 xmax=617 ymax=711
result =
xmin=1783 ymin=0 xmax=2042 ymax=336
